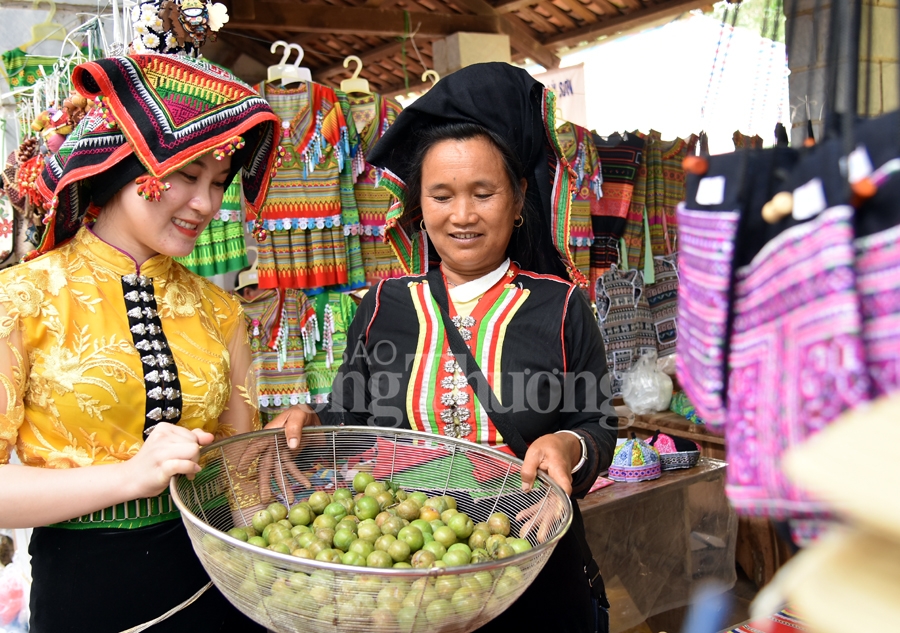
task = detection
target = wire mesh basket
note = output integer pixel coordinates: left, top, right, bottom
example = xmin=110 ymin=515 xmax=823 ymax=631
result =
xmin=171 ymin=426 xmax=573 ymax=633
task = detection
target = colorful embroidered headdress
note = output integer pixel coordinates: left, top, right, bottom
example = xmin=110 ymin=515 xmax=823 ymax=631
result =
xmin=34 ymin=53 xmax=280 ymax=256
xmin=365 ymin=62 xmax=584 ymax=285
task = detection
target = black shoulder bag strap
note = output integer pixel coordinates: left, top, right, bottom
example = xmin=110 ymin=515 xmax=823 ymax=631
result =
xmin=424 ymin=268 xmax=610 ymax=620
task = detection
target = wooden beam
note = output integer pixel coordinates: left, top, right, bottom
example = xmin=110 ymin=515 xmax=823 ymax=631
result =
xmin=217 ymin=31 xmax=280 ymax=67
xmin=231 ymin=0 xmax=255 ymax=21
xmin=452 ymin=0 xmax=561 ymax=68
xmin=590 ymin=0 xmax=623 ymax=17
xmin=314 ymin=40 xmax=407 ymax=80
xmin=559 ymin=0 xmax=600 ymax=23
xmin=538 ymin=0 xmax=577 ymax=29
xmin=542 ymin=0 xmax=709 ymax=47
xmin=381 ymin=76 xmax=431 ymax=99
xmin=495 ymin=0 xmax=539 ymax=13
xmin=223 ymin=1 xmax=501 ymax=37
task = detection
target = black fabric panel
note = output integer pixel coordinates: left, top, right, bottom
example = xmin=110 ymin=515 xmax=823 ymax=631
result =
xmin=29 ymin=521 xmax=264 ymax=633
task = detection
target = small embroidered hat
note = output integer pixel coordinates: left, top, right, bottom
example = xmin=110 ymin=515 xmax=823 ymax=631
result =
xmin=608 ymin=436 xmax=661 ymax=482
xmin=645 ymin=430 xmax=701 ymax=471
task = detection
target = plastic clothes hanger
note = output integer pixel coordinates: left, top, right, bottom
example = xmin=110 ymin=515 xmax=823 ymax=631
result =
xmin=340 ymin=56 xmax=371 ymax=95
xmin=235 ymin=246 xmax=259 ymax=291
xmin=268 ymin=41 xmax=312 ymax=87
xmin=19 ymin=1 xmax=68 ymax=51
xmin=421 ymin=70 xmax=440 ymax=87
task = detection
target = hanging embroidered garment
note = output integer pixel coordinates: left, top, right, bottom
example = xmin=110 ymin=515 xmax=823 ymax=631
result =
xmin=591 ymin=133 xmax=643 ymax=289
xmin=330 ymin=90 xmax=366 ymax=293
xmin=175 ymin=180 xmax=247 ymax=276
xmin=241 ymin=288 xmax=318 ymax=417
xmin=678 ymin=141 xmax=871 ymax=544
xmin=623 ymin=131 xmax=695 ymax=271
xmin=348 ymin=92 xmax=404 ymax=285
xmin=557 ymin=122 xmax=602 ymax=288
xmin=644 ymin=255 xmax=679 ymax=358
xmin=645 ymin=131 xmax=697 ymax=261
xmin=849 ymin=110 xmax=900 ymax=398
xmin=254 ymin=81 xmax=351 ymax=290
xmin=305 ymin=291 xmax=358 ymax=403
xmin=595 ymin=264 xmax=656 ymax=397
xmin=1 ymin=48 xmax=71 ymax=104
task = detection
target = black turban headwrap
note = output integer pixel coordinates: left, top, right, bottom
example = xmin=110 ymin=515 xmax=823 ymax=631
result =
xmin=366 ymin=62 xmax=584 ymax=284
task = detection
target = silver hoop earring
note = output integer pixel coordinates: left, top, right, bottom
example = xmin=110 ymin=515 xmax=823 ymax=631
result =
xmin=513 ymin=216 xmax=524 ymax=228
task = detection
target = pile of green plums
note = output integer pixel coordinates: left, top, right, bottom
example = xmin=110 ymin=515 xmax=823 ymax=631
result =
xmin=225 ymin=472 xmax=532 ymax=569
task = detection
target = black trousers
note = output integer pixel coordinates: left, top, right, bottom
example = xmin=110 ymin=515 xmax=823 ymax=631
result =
xmin=29 ymin=521 xmax=264 ymax=633
xmin=475 ymin=525 xmax=596 ymax=633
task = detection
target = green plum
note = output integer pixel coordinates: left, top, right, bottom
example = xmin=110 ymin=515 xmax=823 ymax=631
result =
xmin=354 ymin=495 xmax=380 ymax=521
xmin=387 ymin=538 xmax=411 ymax=563
xmin=323 ymin=501 xmax=347 ymax=522
xmin=397 ymin=525 xmax=424 ymax=552
xmin=266 ymin=502 xmax=288 ymax=522
xmin=448 ymin=512 xmax=474 ymax=540
xmin=333 ymin=488 xmax=352 ymax=501
xmin=227 ymin=527 xmax=249 ymax=542
xmin=422 ymin=540 xmax=446 ymax=560
xmin=341 ymin=550 xmax=367 ymax=567
xmin=487 ymin=512 xmax=511 ymax=536
xmin=348 ymin=538 xmax=375 ymax=558
xmin=288 ymin=504 xmax=313 ymax=527
xmin=353 ymin=471 xmax=375 ymax=493
xmin=308 ymin=491 xmax=331 ymax=514
xmin=426 ymin=599 xmax=454 ymax=625
xmin=251 ymin=509 xmax=274 ymax=533
xmin=366 ymin=550 xmax=393 ymax=568
xmin=333 ymin=528 xmax=355 ymax=552
xmin=432 ymin=526 xmax=458 ymax=548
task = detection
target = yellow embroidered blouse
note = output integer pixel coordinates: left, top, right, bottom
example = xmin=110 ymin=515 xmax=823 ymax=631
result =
xmin=0 ymin=227 xmax=259 ymax=469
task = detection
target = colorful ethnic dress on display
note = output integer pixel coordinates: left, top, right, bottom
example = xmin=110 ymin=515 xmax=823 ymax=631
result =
xmin=241 ymin=288 xmax=319 ymax=421
xmin=305 ymin=290 xmax=358 ymax=403
xmin=348 ymin=93 xmax=405 ymax=285
xmin=556 ymin=122 xmax=602 ymax=290
xmin=591 ymin=133 xmax=643 ymax=286
xmin=175 ymin=179 xmax=248 ymax=275
xmin=622 ymin=131 xmax=695 ymax=271
xmin=254 ymin=81 xmax=353 ymax=290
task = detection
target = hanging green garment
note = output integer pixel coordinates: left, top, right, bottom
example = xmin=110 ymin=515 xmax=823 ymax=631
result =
xmin=175 ymin=180 xmax=248 ymax=275
xmin=306 ymin=291 xmax=358 ymax=402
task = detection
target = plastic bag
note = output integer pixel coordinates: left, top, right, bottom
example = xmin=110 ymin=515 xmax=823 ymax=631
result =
xmin=622 ymin=350 xmax=674 ymax=415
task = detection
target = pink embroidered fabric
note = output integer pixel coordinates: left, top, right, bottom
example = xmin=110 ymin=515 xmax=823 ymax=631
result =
xmin=725 ymin=206 xmax=870 ymax=518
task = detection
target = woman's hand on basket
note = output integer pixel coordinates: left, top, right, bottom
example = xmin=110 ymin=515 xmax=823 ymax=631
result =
xmin=237 ymin=405 xmax=320 ymax=505
xmin=126 ymin=423 xmax=214 ymax=498
xmin=515 ymin=492 xmax=567 ymax=544
xmin=520 ymin=432 xmax=581 ymax=496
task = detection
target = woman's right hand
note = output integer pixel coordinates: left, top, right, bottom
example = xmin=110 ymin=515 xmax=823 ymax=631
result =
xmin=238 ymin=404 xmax=320 ymax=505
xmin=124 ymin=423 xmax=214 ymax=499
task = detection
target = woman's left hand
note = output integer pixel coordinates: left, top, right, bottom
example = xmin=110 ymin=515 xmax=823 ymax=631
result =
xmin=520 ymin=432 xmax=581 ymax=496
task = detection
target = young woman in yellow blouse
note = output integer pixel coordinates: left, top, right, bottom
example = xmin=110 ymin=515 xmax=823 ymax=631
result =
xmin=0 ymin=53 xmax=280 ymax=632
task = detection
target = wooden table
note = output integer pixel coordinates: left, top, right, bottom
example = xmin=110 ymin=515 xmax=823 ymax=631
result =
xmin=579 ymin=458 xmax=737 ymax=633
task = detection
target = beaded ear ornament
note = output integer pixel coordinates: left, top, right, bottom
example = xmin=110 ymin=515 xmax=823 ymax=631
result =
xmin=250 ymin=145 xmax=287 ymax=243
xmin=135 ymin=176 xmax=171 ymax=201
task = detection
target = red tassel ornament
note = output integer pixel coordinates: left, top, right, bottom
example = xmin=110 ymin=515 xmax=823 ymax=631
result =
xmin=135 ymin=175 xmax=171 ymax=201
